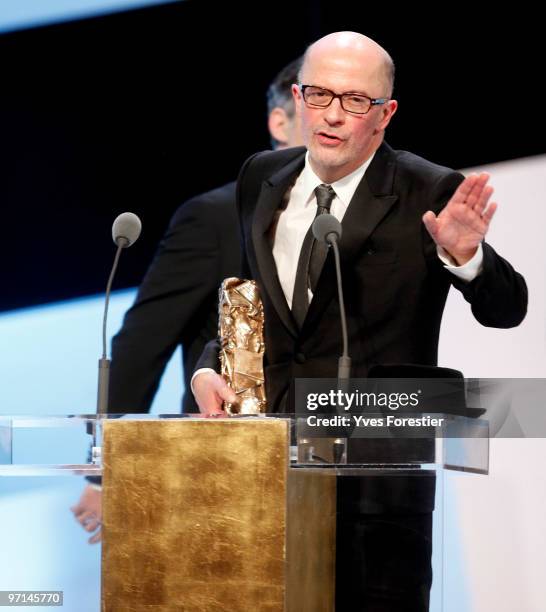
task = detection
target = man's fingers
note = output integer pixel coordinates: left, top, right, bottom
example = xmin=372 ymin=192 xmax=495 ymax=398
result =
xmin=194 ymin=372 xmax=235 ymax=415
xmin=83 ymin=518 xmax=101 ymax=533
xmin=422 ymin=211 xmax=439 ymax=240
xmin=463 ymin=172 xmax=490 ymax=208
xmin=453 ymin=172 xmax=490 ymax=209
xmin=482 ymin=202 xmax=497 ymax=224
xmin=206 ymin=379 xmax=236 ymax=415
xmin=218 ymin=384 xmax=237 ymax=404
xmin=204 ymin=400 xmax=227 ymax=417
xmin=472 ymin=184 xmax=493 ymax=215
xmin=75 ymin=510 xmax=96 ymax=525
xmin=72 ymin=486 xmax=103 ymax=544
xmin=88 ymin=530 xmax=102 ymax=545
xmin=71 ymin=505 xmax=87 ymax=519
xmin=453 ymin=173 xmax=479 ymax=204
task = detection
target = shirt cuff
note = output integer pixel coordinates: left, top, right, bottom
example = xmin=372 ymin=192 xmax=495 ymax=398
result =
xmin=437 ymin=243 xmax=483 ymax=282
xmin=88 ymin=483 xmax=102 ymax=491
xmin=191 ymin=368 xmax=217 ymax=395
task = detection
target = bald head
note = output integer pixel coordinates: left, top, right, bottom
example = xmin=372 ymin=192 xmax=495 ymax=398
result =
xmin=299 ymin=31 xmax=395 ymax=98
xmin=292 ymin=31 xmax=398 ymax=183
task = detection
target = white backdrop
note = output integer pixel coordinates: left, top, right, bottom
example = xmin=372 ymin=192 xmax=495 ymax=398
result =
xmin=440 ymin=154 xmax=546 ymax=378
xmin=440 ymin=155 xmax=546 ymax=612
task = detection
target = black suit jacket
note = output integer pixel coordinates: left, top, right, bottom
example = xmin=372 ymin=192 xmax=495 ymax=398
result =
xmin=109 ymin=181 xmax=241 ymax=413
xmin=198 ymin=143 xmax=527 ymax=412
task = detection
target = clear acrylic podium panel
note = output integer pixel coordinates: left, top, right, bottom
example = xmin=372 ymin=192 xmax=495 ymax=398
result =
xmin=0 ymin=414 xmax=489 ymax=612
xmin=0 ymin=413 xmax=489 ymax=474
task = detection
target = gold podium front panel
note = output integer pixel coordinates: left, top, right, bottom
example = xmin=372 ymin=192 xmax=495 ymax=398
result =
xmin=286 ymin=469 xmax=336 ymax=612
xmin=101 ymin=418 xmax=335 ymax=612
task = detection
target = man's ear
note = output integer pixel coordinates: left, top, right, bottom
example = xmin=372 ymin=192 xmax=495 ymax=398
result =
xmin=291 ymin=82 xmax=302 ymax=100
xmin=378 ymin=99 xmax=398 ymax=131
xmin=268 ymin=107 xmax=290 ymax=147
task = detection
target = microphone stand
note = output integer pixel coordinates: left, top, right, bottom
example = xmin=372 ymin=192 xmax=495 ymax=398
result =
xmin=329 ymin=235 xmax=351 ymax=380
xmin=329 ymin=234 xmax=351 ymax=465
xmin=93 ymin=238 xmax=127 ymax=461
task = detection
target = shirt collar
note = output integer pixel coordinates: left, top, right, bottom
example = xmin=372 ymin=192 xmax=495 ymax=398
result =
xmin=300 ymin=150 xmax=377 ymax=207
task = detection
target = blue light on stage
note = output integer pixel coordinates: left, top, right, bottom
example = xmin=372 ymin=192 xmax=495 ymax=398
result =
xmin=0 ymin=0 xmax=182 ymax=34
xmin=0 ymin=290 xmax=183 ymax=611
xmin=0 ymin=288 xmax=183 ymax=415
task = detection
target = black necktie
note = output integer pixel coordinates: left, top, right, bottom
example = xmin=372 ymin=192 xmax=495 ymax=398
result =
xmin=292 ymin=184 xmax=336 ymax=328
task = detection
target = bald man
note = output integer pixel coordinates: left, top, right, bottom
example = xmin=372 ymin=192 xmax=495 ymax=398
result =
xmin=193 ymin=32 xmax=527 ymax=611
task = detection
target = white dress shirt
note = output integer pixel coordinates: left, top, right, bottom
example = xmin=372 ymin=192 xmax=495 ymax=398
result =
xmin=273 ymin=152 xmax=374 ymax=308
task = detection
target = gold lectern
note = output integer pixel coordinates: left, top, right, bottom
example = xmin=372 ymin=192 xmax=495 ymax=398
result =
xmin=101 ymin=418 xmax=336 ymax=612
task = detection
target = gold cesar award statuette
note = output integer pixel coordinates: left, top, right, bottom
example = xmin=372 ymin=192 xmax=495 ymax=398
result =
xmin=219 ymin=278 xmax=267 ymax=415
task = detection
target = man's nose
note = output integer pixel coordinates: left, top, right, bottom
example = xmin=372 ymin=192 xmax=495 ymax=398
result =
xmin=323 ymin=97 xmax=345 ymax=125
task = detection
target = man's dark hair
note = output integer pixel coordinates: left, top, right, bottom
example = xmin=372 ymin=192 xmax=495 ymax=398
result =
xmin=266 ymin=56 xmax=303 ymax=117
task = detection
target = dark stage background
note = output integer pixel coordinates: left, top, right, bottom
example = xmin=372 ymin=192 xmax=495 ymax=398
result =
xmin=1 ymin=1 xmax=542 ymax=311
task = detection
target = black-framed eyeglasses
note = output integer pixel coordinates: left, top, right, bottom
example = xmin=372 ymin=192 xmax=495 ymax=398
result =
xmin=300 ymin=84 xmax=388 ymax=115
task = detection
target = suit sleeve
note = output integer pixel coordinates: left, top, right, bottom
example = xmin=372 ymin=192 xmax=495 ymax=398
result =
xmin=194 ymin=338 xmax=222 ymax=372
xmin=190 ymin=152 xmax=266 ymax=377
xmin=450 ymin=242 xmax=528 ymax=327
xmin=108 ymin=195 xmax=223 ymax=413
xmin=236 ymin=151 xmax=263 ymax=280
xmin=427 ymin=172 xmax=528 ymax=328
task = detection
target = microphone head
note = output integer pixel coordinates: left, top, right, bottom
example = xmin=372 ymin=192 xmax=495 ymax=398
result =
xmin=312 ymin=213 xmax=342 ymax=245
xmin=112 ymin=212 xmax=142 ymax=247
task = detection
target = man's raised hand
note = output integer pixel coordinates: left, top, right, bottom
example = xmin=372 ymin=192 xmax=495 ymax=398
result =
xmin=422 ymin=172 xmax=497 ymax=265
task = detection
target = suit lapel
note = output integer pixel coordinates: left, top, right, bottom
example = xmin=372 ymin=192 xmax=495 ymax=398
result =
xmin=301 ymin=143 xmax=399 ymax=337
xmin=251 ymin=152 xmax=306 ymax=338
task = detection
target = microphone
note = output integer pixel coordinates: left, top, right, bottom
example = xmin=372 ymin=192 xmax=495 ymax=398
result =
xmin=312 ymin=214 xmax=351 ymax=380
xmin=112 ymin=212 xmax=142 ymax=248
xmin=312 ymin=213 xmax=342 ymax=245
xmin=97 ymin=213 xmax=142 ymax=415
